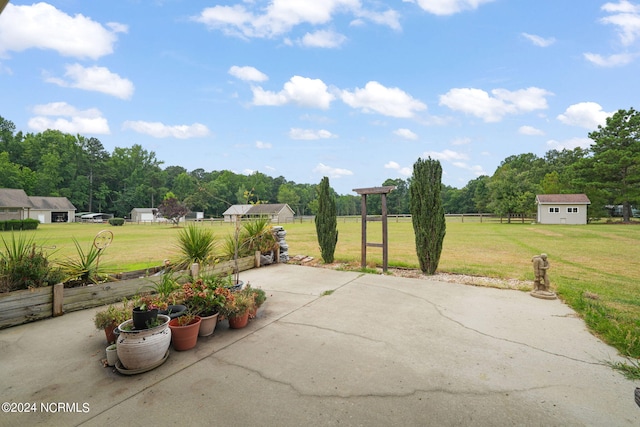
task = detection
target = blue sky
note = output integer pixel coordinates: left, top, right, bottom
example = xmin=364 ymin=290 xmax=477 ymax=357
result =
xmin=1 ymin=1 xmax=639 ymax=195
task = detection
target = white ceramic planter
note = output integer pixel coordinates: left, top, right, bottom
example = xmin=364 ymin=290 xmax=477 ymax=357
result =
xmin=116 ymin=314 xmax=171 ymax=371
xmin=106 ymin=344 xmax=118 ymax=367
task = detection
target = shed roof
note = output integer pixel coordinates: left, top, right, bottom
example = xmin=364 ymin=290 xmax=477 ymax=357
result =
xmin=222 ymin=205 xmax=252 ymax=216
xmin=0 ymin=188 xmax=34 ymax=208
xmin=246 ymin=203 xmax=294 ymax=215
xmin=29 ymin=196 xmax=76 ymax=210
xmin=536 ymin=194 xmax=591 ymax=204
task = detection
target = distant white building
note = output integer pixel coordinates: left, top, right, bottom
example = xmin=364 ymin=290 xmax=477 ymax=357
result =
xmin=130 ymin=208 xmax=158 ymax=223
xmin=223 ymin=204 xmax=295 ymax=223
xmin=222 ymin=204 xmax=252 ymax=223
xmin=536 ymin=194 xmax=591 ymax=225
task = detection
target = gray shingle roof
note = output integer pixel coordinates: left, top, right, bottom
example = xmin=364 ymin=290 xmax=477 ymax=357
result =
xmin=0 ymin=188 xmax=34 ymax=208
xmin=536 ymin=194 xmax=591 ymax=204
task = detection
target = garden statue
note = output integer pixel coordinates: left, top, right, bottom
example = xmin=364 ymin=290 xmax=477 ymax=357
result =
xmin=530 ymin=253 xmax=557 ymax=300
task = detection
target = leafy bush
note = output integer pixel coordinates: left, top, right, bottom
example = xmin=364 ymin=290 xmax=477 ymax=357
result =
xmin=22 ymin=219 xmax=40 ymax=230
xmin=0 ymin=233 xmax=63 ymax=292
xmin=108 ymin=217 xmax=125 ymax=226
xmin=6 ymin=220 xmax=22 ymax=230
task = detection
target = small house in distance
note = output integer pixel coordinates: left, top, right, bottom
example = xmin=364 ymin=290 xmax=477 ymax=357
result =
xmin=130 ymin=208 xmax=158 ymax=223
xmin=0 ymin=188 xmax=76 ymax=223
xmin=536 ymin=194 xmax=591 ymax=225
xmin=223 ymin=204 xmax=295 ymax=223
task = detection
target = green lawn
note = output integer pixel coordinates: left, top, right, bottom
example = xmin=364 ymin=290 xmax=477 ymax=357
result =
xmin=6 ymin=219 xmax=640 ymax=360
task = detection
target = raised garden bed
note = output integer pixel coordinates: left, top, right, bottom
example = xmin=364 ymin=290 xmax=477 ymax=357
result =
xmin=0 ymin=254 xmax=258 ymax=330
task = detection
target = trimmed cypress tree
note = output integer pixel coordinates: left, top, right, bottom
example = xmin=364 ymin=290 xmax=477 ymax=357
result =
xmin=315 ymin=176 xmax=338 ymax=264
xmin=409 ymin=157 xmax=446 ymax=274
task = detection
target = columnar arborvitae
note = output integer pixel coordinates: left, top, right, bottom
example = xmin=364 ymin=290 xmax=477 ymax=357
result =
xmin=315 ymin=176 xmax=338 ymax=264
xmin=409 ymin=157 xmax=446 ymax=274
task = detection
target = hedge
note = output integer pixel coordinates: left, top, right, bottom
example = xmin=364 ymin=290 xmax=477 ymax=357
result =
xmin=0 ymin=219 xmax=40 ymax=231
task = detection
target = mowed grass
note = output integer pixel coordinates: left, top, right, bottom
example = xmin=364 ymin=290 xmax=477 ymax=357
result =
xmin=9 ymin=219 xmax=640 ymax=359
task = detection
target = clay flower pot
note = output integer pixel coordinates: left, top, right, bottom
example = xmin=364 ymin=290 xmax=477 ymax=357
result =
xmin=169 ymin=316 xmax=201 ymax=351
xmin=228 ymin=310 xmax=249 ymax=329
xmin=198 ymin=312 xmax=219 ymax=337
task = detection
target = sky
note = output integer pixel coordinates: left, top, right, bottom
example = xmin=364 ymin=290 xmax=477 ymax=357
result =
xmin=1 ymin=1 xmax=639 ymax=196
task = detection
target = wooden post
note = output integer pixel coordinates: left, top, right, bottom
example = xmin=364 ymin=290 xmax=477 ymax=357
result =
xmin=381 ymin=192 xmax=389 ymax=272
xmin=360 ymin=194 xmax=367 ymax=268
xmin=52 ymin=283 xmax=64 ymax=317
xmin=353 ymin=186 xmax=396 ymax=273
xmin=255 ymin=251 xmax=261 ymax=268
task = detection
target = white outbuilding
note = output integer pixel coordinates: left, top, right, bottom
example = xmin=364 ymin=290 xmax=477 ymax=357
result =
xmin=536 ymin=194 xmax=591 ymax=225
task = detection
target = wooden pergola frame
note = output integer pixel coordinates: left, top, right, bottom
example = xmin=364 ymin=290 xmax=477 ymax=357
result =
xmin=352 ymin=186 xmax=396 ymax=272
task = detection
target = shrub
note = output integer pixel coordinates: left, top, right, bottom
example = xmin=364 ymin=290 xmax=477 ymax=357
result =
xmin=0 ymin=233 xmax=63 ymax=292
xmin=22 ymin=219 xmax=40 ymax=230
xmin=108 ymin=217 xmax=125 ymax=226
xmin=6 ymin=220 xmax=22 ymax=230
xmin=315 ymin=176 xmax=338 ymax=263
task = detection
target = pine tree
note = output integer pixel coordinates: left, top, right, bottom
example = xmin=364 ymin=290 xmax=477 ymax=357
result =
xmin=409 ymin=157 xmax=446 ymax=274
xmin=315 ymin=176 xmax=338 ymax=263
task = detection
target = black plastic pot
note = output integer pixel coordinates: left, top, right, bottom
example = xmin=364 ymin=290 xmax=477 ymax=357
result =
xmin=132 ymin=307 xmax=158 ymax=330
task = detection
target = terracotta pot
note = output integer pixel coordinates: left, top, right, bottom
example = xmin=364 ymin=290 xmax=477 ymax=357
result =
xmin=198 ymin=312 xmax=219 ymax=337
xmin=228 ymin=311 xmax=249 ymax=329
xmin=116 ymin=315 xmax=171 ymax=371
xmin=169 ymin=316 xmax=201 ymax=351
xmin=104 ymin=323 xmax=118 ymax=344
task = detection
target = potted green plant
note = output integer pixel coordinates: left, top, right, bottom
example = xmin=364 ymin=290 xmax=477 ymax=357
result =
xmin=181 ymin=278 xmax=229 ymax=336
xmin=132 ymin=295 xmax=168 ymax=330
xmin=242 ymin=284 xmax=266 ymax=319
xmin=94 ymin=300 xmax=132 ymax=344
xmin=221 ymin=291 xmax=252 ymax=329
xmin=168 ymin=311 xmax=201 ymax=350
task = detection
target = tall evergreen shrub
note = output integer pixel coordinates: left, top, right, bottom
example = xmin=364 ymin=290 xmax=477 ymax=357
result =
xmin=315 ymin=176 xmax=338 ymax=264
xmin=409 ymin=157 xmax=446 ymax=274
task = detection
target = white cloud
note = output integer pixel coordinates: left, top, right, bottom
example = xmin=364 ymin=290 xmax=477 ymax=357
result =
xmin=228 ymin=65 xmax=268 ymax=82
xmin=439 ymin=87 xmax=552 ymax=122
xmin=521 ymin=33 xmax=556 ymax=47
xmin=451 ymin=137 xmax=471 ymax=145
xmin=300 ymin=30 xmax=347 ymax=48
xmin=583 ymin=52 xmax=636 ymax=67
xmin=600 ymin=0 xmax=640 ymax=45
xmin=405 ymin=0 xmax=496 ymax=16
xmin=44 ymin=64 xmax=134 ymax=99
xmin=192 ymin=0 xmax=399 ymax=39
xmin=546 ymin=137 xmax=592 ymax=150
xmin=421 ymin=149 xmax=485 ymax=175
xmin=393 ymin=128 xmax=418 ymax=140
xmin=0 ymin=3 xmax=126 ymax=59
xmin=256 ymin=140 xmax=272 ymax=149
xmin=556 ymin=102 xmax=613 ymax=129
xmin=252 ymin=75 xmax=335 ymax=109
xmin=289 ymin=128 xmax=335 ymax=140
xmin=384 ymin=161 xmax=412 ymax=176
xmin=340 ymin=81 xmax=427 ymax=118
xmin=313 ymin=162 xmax=353 ymax=178
xmin=519 ymin=125 xmax=545 ymax=135
xmin=122 ymin=121 xmax=210 ymax=139
xmin=28 ymin=102 xmax=109 ymax=134
xmin=423 ymin=149 xmax=469 ymax=162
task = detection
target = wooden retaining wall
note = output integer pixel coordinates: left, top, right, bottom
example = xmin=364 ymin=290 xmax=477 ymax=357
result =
xmin=0 ymin=254 xmax=258 ymax=330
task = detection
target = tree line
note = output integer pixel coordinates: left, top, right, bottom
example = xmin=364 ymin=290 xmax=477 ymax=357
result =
xmin=1 ymin=108 xmax=638 ymax=221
